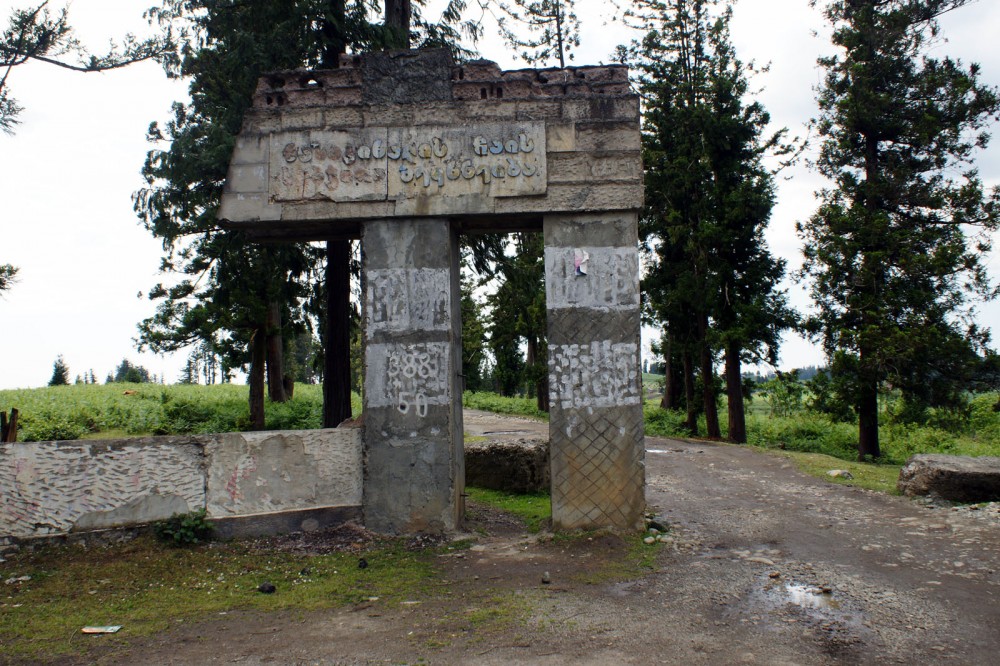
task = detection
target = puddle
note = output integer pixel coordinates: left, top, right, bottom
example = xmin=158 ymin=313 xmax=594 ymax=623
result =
xmin=482 ymin=430 xmax=530 ymax=435
xmin=781 ymin=583 xmax=841 ymax=610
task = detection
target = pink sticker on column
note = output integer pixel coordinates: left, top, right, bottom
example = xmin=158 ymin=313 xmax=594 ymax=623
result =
xmin=574 ymin=249 xmax=589 ymax=276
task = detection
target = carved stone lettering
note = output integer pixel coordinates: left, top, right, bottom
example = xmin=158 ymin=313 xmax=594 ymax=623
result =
xmin=549 ymin=341 xmax=641 ymax=410
xmin=545 ymin=247 xmax=639 ymax=310
xmin=269 ymin=123 xmax=546 ymax=203
xmin=365 ymin=268 xmax=451 ymax=338
xmin=366 ymin=342 xmax=451 ymax=413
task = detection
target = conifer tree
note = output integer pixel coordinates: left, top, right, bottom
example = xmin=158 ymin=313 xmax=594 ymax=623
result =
xmin=48 ymin=355 xmax=69 ymax=386
xmin=631 ymin=0 xmax=794 ymax=441
xmin=800 ymin=0 xmax=1000 ymax=459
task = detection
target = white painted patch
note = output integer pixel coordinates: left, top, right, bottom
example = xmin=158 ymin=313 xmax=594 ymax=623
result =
xmin=365 ymin=268 xmax=451 ymax=337
xmin=365 ymin=342 xmax=451 ymax=412
xmin=545 ymin=246 xmax=639 ymax=310
xmin=549 ymin=341 xmax=641 ymax=409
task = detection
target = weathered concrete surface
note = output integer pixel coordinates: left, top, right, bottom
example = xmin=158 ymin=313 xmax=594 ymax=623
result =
xmin=544 ymin=212 xmax=645 ymax=531
xmin=205 ymin=429 xmax=363 ymax=517
xmin=362 ymin=218 xmax=464 ymax=534
xmin=1 ymin=429 xmax=363 ymax=541
xmin=465 ymin=438 xmax=549 ymax=493
xmin=0 ymin=437 xmax=204 ymax=538
xmin=897 ymin=453 xmax=1000 ymax=502
xmin=217 ymin=50 xmax=641 ymax=238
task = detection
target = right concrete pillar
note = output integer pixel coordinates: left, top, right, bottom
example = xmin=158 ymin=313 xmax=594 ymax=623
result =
xmin=544 ymin=212 xmax=646 ymax=531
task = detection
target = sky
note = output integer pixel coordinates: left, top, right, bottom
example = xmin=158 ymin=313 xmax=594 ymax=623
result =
xmin=1 ymin=0 xmax=999 ymax=389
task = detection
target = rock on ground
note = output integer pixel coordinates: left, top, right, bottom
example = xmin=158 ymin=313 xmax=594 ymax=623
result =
xmin=897 ymin=453 xmax=1000 ymax=502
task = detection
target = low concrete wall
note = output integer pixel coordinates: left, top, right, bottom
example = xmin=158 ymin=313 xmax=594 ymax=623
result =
xmin=0 ymin=429 xmax=362 ymax=542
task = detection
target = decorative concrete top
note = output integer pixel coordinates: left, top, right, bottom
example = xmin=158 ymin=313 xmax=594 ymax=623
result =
xmin=218 ymin=49 xmax=642 ymax=239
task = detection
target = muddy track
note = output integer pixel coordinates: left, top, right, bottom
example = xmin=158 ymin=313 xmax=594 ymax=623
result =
xmin=102 ymin=412 xmax=999 ymax=665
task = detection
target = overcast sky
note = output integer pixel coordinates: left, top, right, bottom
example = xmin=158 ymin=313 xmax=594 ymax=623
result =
xmin=1 ymin=0 xmax=998 ymax=389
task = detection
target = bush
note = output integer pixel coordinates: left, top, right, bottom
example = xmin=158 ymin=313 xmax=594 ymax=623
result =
xmin=153 ymin=509 xmax=214 ymax=546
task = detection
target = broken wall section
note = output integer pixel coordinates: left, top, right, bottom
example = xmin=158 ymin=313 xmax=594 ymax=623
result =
xmin=0 ymin=429 xmax=362 ymax=543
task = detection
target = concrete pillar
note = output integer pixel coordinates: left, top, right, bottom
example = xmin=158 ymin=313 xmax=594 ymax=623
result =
xmin=544 ymin=212 xmax=645 ymax=531
xmin=361 ymin=218 xmax=464 ymax=533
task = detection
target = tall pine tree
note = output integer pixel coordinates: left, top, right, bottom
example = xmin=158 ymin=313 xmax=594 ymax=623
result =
xmin=632 ymin=0 xmax=794 ymax=441
xmin=800 ymin=0 xmax=1000 ymax=459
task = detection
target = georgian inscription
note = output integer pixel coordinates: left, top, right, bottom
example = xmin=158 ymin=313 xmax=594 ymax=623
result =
xmin=545 ymin=247 xmax=640 ymax=310
xmin=366 ymin=268 xmax=451 ymax=338
xmin=549 ymin=341 xmax=640 ymax=410
xmin=269 ymin=123 xmax=546 ymax=203
xmin=366 ymin=342 xmax=450 ymax=415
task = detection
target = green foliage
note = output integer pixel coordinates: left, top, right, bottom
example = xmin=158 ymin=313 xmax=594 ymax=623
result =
xmin=628 ymin=0 xmax=796 ymax=439
xmin=643 ymin=404 xmax=690 ymax=437
xmin=756 ymin=371 xmax=805 ymax=418
xmin=0 ymin=383 xmax=362 ymax=442
xmin=494 ymin=0 xmax=581 ymax=67
xmin=47 ymin=355 xmax=69 ymax=387
xmin=153 ymin=509 xmax=213 ymax=546
xmin=0 ymin=263 xmax=18 ymax=292
xmin=798 ymin=0 xmax=1000 ymax=458
xmin=465 ymin=487 xmax=551 ymax=532
xmin=484 ymin=233 xmax=548 ymax=407
xmin=0 ymin=3 xmax=170 ymax=133
xmin=462 ymin=391 xmax=549 ymax=420
xmin=111 ymin=358 xmax=153 ymax=383
xmin=461 ymin=273 xmax=489 ymax=391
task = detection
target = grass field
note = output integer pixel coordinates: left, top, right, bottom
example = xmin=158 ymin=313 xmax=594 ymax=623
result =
xmin=0 ymin=383 xmax=361 ymax=442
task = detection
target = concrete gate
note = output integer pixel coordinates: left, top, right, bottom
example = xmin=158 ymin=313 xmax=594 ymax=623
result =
xmin=219 ymin=49 xmax=645 ymax=534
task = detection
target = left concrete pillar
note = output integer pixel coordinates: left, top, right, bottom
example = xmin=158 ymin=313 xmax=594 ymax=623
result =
xmin=361 ymin=218 xmax=464 ymax=533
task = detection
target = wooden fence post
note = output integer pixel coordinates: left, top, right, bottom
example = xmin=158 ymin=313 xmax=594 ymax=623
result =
xmin=1 ymin=408 xmax=18 ymax=442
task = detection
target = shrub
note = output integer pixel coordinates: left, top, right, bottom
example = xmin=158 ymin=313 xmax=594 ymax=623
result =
xmin=153 ymin=509 xmax=213 ymax=546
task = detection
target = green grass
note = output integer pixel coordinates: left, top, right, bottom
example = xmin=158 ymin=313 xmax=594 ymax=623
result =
xmin=760 ymin=449 xmax=902 ymax=494
xmin=0 ymin=383 xmax=362 ymax=442
xmin=462 ymin=391 xmax=549 ymax=420
xmin=0 ymin=535 xmax=434 ymax=661
xmin=643 ymin=394 xmax=1000 ymax=466
xmin=465 ymin=487 xmax=551 ymax=532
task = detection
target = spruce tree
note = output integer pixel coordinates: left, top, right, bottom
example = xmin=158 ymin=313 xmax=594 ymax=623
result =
xmin=48 ymin=355 xmax=70 ymax=386
xmin=799 ymin=0 xmax=1000 ymax=459
xmin=631 ymin=0 xmax=794 ymax=441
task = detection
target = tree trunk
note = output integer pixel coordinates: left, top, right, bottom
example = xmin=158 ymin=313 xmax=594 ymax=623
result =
xmin=682 ymin=351 xmax=698 ymax=435
xmin=385 ymin=0 xmax=412 ymax=47
xmin=660 ymin=335 xmax=674 ymax=409
xmin=249 ymin=326 xmax=267 ymax=431
xmin=724 ymin=342 xmax=746 ymax=444
xmin=323 ymin=239 xmax=353 ymax=427
xmin=265 ymin=301 xmax=288 ymax=403
xmin=858 ymin=344 xmax=880 ymax=460
xmin=699 ymin=316 xmax=721 ymax=439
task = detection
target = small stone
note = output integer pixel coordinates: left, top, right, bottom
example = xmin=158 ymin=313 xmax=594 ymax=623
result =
xmin=258 ymin=582 xmax=276 ymax=594
xmin=643 ymin=536 xmax=656 ymax=545
xmin=542 ymin=571 xmax=551 ymax=584
xmin=768 ymin=572 xmax=781 ymax=579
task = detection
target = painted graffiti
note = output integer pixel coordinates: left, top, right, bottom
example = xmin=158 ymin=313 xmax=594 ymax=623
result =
xmin=549 ymin=341 xmax=641 ymax=409
xmin=365 ymin=342 xmax=450 ymax=415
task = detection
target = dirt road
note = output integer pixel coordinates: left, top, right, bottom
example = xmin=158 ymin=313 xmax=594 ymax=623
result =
xmin=113 ymin=411 xmax=1000 ymax=665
